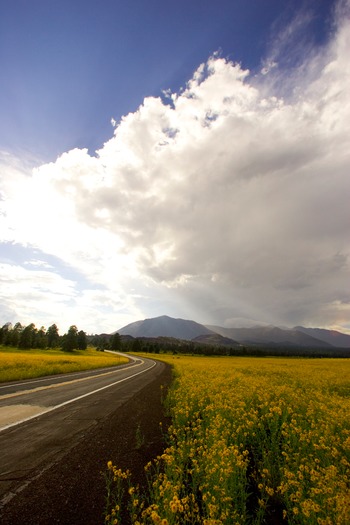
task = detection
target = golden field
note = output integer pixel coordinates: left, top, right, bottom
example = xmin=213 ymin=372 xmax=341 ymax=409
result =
xmin=0 ymin=347 xmax=128 ymax=382
xmin=105 ymin=355 xmax=350 ymax=525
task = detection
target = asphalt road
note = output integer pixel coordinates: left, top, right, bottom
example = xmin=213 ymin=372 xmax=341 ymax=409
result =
xmin=0 ymin=354 xmax=164 ymax=506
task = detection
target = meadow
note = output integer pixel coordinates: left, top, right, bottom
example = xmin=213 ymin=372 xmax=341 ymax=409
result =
xmin=0 ymin=346 xmax=128 ymax=383
xmin=105 ymin=355 xmax=350 ymax=525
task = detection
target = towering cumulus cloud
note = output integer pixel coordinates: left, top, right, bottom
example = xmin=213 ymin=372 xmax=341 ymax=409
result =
xmin=1 ymin=3 xmax=349 ymax=332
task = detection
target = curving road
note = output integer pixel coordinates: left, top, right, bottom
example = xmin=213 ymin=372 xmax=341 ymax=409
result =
xmin=0 ymin=354 xmax=165 ymax=506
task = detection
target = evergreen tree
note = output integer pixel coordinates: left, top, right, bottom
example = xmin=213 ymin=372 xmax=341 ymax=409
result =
xmin=61 ymin=325 xmax=78 ymax=352
xmin=19 ymin=323 xmax=36 ymax=349
xmin=36 ymin=326 xmax=48 ymax=349
xmin=131 ymin=338 xmax=143 ymax=353
xmin=110 ymin=332 xmax=122 ymax=351
xmin=77 ymin=330 xmax=87 ymax=350
xmin=11 ymin=322 xmax=23 ymax=347
xmin=0 ymin=322 xmax=13 ymax=345
xmin=46 ymin=324 xmax=60 ymax=348
xmin=90 ymin=334 xmax=108 ymax=351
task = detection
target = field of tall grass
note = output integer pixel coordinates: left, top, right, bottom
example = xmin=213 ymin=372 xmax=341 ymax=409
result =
xmin=105 ymin=355 xmax=350 ymax=525
xmin=0 ymin=346 xmax=128 ymax=383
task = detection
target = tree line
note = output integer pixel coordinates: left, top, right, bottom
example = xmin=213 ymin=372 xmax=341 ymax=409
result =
xmin=120 ymin=336 xmax=350 ymax=358
xmin=0 ymin=321 xmax=125 ymax=353
xmin=2 ymin=321 xmax=347 ymax=358
xmin=0 ymin=322 xmax=88 ymax=352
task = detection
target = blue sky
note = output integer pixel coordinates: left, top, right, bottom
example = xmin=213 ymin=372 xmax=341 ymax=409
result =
xmin=1 ymin=0 xmax=333 ymax=161
xmin=1 ymin=0 xmax=349 ymax=335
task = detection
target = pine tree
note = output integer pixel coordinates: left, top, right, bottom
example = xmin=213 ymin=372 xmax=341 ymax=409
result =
xmin=47 ymin=324 xmax=60 ymax=348
xmin=77 ymin=330 xmax=87 ymax=350
xmin=61 ymin=325 xmax=78 ymax=352
xmin=110 ymin=332 xmax=122 ymax=351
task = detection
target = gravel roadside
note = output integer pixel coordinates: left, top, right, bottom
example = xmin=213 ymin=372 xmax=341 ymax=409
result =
xmin=0 ymin=362 xmax=173 ymax=525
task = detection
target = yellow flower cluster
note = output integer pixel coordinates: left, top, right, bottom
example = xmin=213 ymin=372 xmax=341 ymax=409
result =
xmin=105 ymin=356 xmax=350 ymax=525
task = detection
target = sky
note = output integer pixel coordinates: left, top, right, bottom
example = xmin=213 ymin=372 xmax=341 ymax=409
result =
xmin=0 ymin=0 xmax=349 ymax=335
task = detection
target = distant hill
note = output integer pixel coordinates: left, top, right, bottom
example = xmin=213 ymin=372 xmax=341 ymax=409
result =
xmin=204 ymin=325 xmax=332 ymax=348
xmin=294 ymin=327 xmax=350 ymax=348
xmin=118 ymin=315 xmax=215 ymax=341
xmin=192 ymin=333 xmax=238 ymax=346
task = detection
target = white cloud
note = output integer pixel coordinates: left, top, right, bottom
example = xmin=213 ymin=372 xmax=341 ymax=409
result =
xmin=0 ymin=261 xmax=76 ymax=328
xmin=24 ymin=259 xmax=54 ymax=269
xmin=0 ymin=4 xmax=349 ymax=333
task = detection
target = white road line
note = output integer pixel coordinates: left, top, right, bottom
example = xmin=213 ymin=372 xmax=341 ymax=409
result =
xmin=0 ymin=360 xmax=144 ymax=400
xmin=0 ymin=359 xmax=157 ymax=433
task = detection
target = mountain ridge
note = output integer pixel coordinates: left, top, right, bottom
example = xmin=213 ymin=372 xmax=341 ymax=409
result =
xmin=293 ymin=326 xmax=350 ymax=348
xmin=117 ymin=315 xmax=350 ymax=348
xmin=206 ymin=325 xmax=332 ymax=348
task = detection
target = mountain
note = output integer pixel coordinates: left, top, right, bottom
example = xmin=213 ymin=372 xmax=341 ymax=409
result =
xmin=118 ymin=315 xmax=215 ymax=341
xmin=205 ymin=325 xmax=332 ymax=348
xmin=116 ymin=315 xmax=349 ymax=349
xmin=294 ymin=327 xmax=350 ymax=348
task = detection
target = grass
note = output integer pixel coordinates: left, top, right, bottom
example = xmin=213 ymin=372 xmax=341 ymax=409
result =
xmin=0 ymin=346 xmax=129 ymax=383
xmin=105 ymin=355 xmax=350 ymax=525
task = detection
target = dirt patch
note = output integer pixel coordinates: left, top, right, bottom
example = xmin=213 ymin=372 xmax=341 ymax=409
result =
xmin=0 ymin=364 xmax=172 ymax=525
xmin=0 ymin=404 xmax=48 ymax=429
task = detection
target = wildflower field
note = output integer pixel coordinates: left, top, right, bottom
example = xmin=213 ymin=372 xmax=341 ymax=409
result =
xmin=105 ymin=355 xmax=350 ymax=525
xmin=0 ymin=347 xmax=128 ymax=382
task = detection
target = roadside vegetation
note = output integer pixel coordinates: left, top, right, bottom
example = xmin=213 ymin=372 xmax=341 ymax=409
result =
xmin=0 ymin=346 xmax=128 ymax=383
xmin=105 ymin=355 xmax=350 ymax=525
